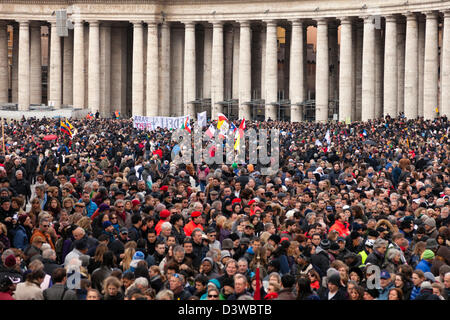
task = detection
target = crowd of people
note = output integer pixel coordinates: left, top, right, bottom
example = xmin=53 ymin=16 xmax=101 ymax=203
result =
xmin=0 ymin=114 xmax=449 ymax=301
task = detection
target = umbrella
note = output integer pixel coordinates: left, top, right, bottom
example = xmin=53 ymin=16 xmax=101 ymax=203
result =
xmin=43 ymin=134 xmax=58 ymax=141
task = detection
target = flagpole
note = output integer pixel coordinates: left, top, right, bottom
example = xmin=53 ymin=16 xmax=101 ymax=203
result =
xmin=1 ymin=118 xmax=5 ymax=156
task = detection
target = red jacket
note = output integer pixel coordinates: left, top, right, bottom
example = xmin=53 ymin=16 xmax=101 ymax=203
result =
xmin=183 ymin=221 xmax=203 ymax=237
xmin=329 ymin=220 xmax=350 ymax=237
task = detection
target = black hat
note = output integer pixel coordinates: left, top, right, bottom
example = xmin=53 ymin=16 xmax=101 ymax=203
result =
xmin=350 ymin=231 xmax=360 ymax=240
xmin=320 ymin=239 xmax=331 ymax=250
xmin=330 ymin=242 xmax=340 ymax=251
xmin=268 ymin=259 xmax=281 ymax=270
xmin=367 ymin=229 xmax=379 ymax=238
xmin=268 ymin=234 xmax=281 ymax=244
xmin=229 ymin=233 xmax=240 ymax=242
xmin=327 ymin=273 xmax=341 ymax=287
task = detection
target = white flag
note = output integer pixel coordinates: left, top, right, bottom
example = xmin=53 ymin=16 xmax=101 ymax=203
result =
xmin=197 ymin=111 xmax=207 ymax=127
xmin=325 ymin=130 xmax=331 ymax=145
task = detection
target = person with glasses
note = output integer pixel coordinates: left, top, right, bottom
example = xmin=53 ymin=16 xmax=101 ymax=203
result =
xmin=206 ymin=287 xmax=222 ymax=300
xmin=168 ymin=273 xmax=191 ymax=300
xmin=30 ymin=218 xmax=55 ymax=250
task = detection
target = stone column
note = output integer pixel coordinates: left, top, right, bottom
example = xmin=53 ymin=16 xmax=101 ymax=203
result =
xmin=423 ymin=11 xmax=439 ymax=120
xmin=260 ymin=26 xmax=266 ymax=101
xmin=63 ymin=30 xmax=73 ymax=106
xmin=289 ymin=19 xmax=304 ymax=122
xmin=441 ymin=11 xmax=450 ymax=117
xmin=184 ymin=21 xmax=196 ymax=117
xmin=361 ymin=16 xmax=376 ymax=121
xmin=211 ymin=21 xmax=224 ymax=119
xmin=100 ymin=23 xmax=111 ymax=117
xmin=17 ymin=20 xmax=30 ymax=111
xmin=48 ymin=22 xmax=62 ymax=109
xmin=29 ymin=23 xmax=42 ymax=105
xmin=316 ymin=18 xmax=329 ymax=122
xmin=232 ymin=24 xmax=240 ymax=100
xmin=239 ymin=20 xmax=251 ymax=120
xmin=404 ymin=13 xmax=419 ymax=119
xmin=146 ymin=22 xmax=159 ymax=116
xmin=384 ymin=15 xmax=398 ymax=117
xmin=265 ymin=20 xmax=278 ymax=120
xmin=88 ymin=21 xmax=100 ymax=113
xmin=328 ymin=21 xmax=338 ymax=103
xmin=73 ymin=19 xmax=85 ymax=109
xmin=339 ymin=17 xmax=353 ymax=122
xmin=202 ymin=25 xmax=212 ymax=100
xmin=111 ymin=25 xmax=127 ymax=115
xmin=160 ymin=22 xmax=171 ymax=116
xmin=375 ymin=28 xmax=384 ymax=119
xmin=418 ymin=16 xmax=425 ymax=117
xmin=397 ymin=19 xmax=406 ymax=115
xmin=0 ymin=22 xmax=8 ymax=104
xmin=354 ymin=21 xmax=363 ymax=120
xmin=132 ymin=21 xmax=144 ymax=116
xmin=12 ymin=26 xmax=18 ymax=103
xmin=224 ymin=25 xmax=233 ymax=101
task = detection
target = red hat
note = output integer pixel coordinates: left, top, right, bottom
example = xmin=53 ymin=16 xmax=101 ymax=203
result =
xmin=232 ymin=198 xmax=241 ymax=204
xmin=131 ymin=199 xmax=140 ymax=206
xmin=191 ymin=211 xmax=202 ymax=218
xmin=4 ymin=255 xmax=16 ymax=268
xmin=70 ymin=178 xmax=77 ymax=184
xmin=280 ymin=237 xmax=290 ymax=243
xmin=160 ymin=209 xmax=170 ymax=219
xmin=248 ymin=199 xmax=257 ymax=206
xmin=160 ymin=185 xmax=168 ymax=192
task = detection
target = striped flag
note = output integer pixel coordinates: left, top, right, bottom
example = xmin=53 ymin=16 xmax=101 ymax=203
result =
xmin=205 ymin=124 xmax=216 ymax=139
xmin=181 ymin=116 xmax=191 ymax=133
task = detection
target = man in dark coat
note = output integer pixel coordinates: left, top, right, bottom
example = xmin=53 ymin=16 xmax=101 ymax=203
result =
xmin=275 ymin=274 xmax=297 ymax=300
xmin=311 ymin=239 xmax=331 ymax=277
xmin=43 ymin=268 xmax=78 ymax=300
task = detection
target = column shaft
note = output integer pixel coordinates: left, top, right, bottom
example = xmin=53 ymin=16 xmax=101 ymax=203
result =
xmin=0 ymin=22 xmax=8 ymax=104
xmin=384 ymin=15 xmax=398 ymax=117
xmin=404 ymin=14 xmax=419 ymax=119
xmin=375 ymin=28 xmax=384 ymax=119
xmin=160 ymin=22 xmax=171 ymax=116
xmin=289 ymin=20 xmax=304 ymax=122
xmin=18 ymin=21 xmax=30 ymax=111
xmin=232 ymin=25 xmax=240 ymax=100
xmin=316 ymin=19 xmax=329 ymax=122
xmin=397 ymin=21 xmax=406 ymax=114
xmin=423 ymin=12 xmax=439 ymax=120
xmin=239 ymin=20 xmax=251 ymax=119
xmin=442 ymin=12 xmax=450 ymax=117
xmin=132 ymin=21 xmax=144 ymax=116
xmin=49 ymin=22 xmax=62 ymax=108
xmin=63 ymin=30 xmax=73 ymax=106
xmin=211 ymin=22 xmax=224 ymax=119
xmin=339 ymin=18 xmax=353 ymax=122
xmin=30 ymin=24 xmax=42 ymax=105
xmin=361 ymin=17 xmax=376 ymax=121
xmin=73 ymin=20 xmax=85 ymax=109
xmin=265 ymin=20 xmax=278 ymax=120
xmin=12 ymin=26 xmax=18 ymax=103
xmin=418 ymin=17 xmax=425 ymax=117
xmin=146 ymin=22 xmax=159 ymax=117
xmin=88 ymin=21 xmax=100 ymax=113
xmin=183 ymin=22 xmax=196 ymax=117
xmin=100 ymin=24 xmax=111 ymax=117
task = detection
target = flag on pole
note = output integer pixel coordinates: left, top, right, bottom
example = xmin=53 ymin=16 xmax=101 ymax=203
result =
xmin=229 ymin=122 xmax=237 ymax=134
xmin=60 ymin=120 xmax=74 ymax=138
xmin=86 ymin=112 xmax=94 ymax=120
xmin=181 ymin=116 xmax=191 ymax=133
xmin=234 ymin=118 xmax=246 ymax=151
xmin=205 ymin=124 xmax=216 ymax=139
xmin=217 ymin=113 xmax=228 ymax=129
xmin=325 ymin=129 xmax=331 ymax=145
xmin=114 ymin=111 xmax=121 ymax=119
xmin=197 ymin=111 xmax=207 ymax=127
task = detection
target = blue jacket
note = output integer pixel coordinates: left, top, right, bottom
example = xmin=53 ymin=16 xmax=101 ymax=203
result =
xmin=378 ymin=282 xmax=395 ymax=300
xmin=410 ymin=285 xmax=421 ymax=300
xmin=80 ymin=200 xmax=98 ymax=218
xmin=13 ymin=225 xmax=29 ymax=251
xmin=415 ymin=260 xmax=432 ymax=273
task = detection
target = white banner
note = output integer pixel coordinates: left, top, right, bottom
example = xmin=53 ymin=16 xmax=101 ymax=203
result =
xmin=197 ymin=111 xmax=207 ymax=127
xmin=133 ymin=115 xmax=189 ymax=131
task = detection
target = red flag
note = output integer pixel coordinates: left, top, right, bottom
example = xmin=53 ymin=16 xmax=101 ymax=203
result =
xmin=254 ymin=266 xmax=261 ymax=300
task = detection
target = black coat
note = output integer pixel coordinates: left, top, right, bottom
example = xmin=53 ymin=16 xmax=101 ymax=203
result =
xmin=319 ymin=287 xmax=349 ymax=300
xmin=311 ymin=249 xmax=330 ymax=278
xmin=42 ymin=258 xmax=61 ymax=277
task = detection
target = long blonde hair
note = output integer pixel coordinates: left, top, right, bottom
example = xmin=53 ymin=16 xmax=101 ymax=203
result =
xmin=121 ymin=247 xmax=136 ymax=271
